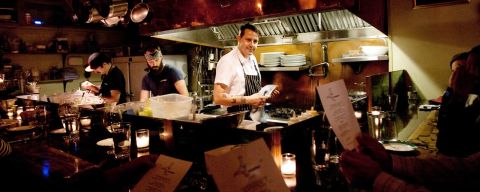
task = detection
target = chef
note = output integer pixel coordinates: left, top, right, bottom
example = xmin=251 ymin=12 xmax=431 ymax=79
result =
xmin=83 ymin=52 xmax=127 ymax=104
xmin=213 ymin=23 xmax=269 ymax=113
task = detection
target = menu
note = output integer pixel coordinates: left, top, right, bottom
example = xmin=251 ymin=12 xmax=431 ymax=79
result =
xmin=258 ymin=84 xmax=277 ymax=97
xmin=133 ymin=155 xmax=192 ymax=192
xmin=317 ymin=79 xmax=361 ymax=150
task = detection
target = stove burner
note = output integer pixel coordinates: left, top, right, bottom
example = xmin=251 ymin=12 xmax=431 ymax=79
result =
xmin=266 ymin=107 xmax=304 ymax=119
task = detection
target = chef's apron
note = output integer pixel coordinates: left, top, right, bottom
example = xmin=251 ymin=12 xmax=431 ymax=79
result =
xmin=227 ymin=59 xmax=261 ymax=113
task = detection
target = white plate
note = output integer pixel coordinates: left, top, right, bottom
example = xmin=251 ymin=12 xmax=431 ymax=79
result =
xmin=262 ymin=63 xmax=281 ymax=65
xmin=7 ymin=125 xmax=35 ymax=132
xmin=282 ymin=55 xmax=305 ymax=59
xmin=96 ymin=138 xmax=114 ymax=147
xmin=281 ymin=63 xmax=306 ymax=67
xmin=383 ymin=142 xmax=416 ymax=152
xmin=281 ymin=58 xmax=306 ymax=61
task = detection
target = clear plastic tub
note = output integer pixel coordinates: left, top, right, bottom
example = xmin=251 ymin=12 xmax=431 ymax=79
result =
xmin=149 ymin=94 xmax=193 ymax=119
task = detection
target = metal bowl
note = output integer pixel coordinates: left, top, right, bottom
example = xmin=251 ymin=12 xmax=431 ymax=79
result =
xmin=203 ymin=110 xmax=247 ymax=128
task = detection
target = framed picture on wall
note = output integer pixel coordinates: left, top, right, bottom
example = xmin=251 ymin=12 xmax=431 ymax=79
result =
xmin=414 ymin=0 xmax=470 ymax=9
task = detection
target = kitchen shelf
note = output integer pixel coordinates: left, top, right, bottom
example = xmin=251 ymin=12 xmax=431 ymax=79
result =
xmin=259 ymin=65 xmax=309 ymax=71
xmin=332 ymin=55 xmax=388 ymax=63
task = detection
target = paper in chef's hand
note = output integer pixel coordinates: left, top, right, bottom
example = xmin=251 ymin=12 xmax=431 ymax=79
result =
xmin=258 ymin=84 xmax=277 ymax=97
xmin=317 ymin=79 xmax=361 ymax=150
xmin=133 ymin=155 xmax=192 ymax=192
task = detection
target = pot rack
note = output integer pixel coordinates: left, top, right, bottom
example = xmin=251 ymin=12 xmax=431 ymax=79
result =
xmin=72 ymin=0 xmax=151 ymax=27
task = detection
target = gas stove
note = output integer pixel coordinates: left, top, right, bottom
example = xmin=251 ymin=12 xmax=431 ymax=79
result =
xmin=265 ymin=107 xmax=304 ymax=120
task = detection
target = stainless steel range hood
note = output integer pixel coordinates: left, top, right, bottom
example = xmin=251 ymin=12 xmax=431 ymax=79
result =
xmin=151 ymin=9 xmax=387 ymax=48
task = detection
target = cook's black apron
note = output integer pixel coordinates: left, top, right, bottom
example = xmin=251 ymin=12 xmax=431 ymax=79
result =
xmin=227 ymin=59 xmax=261 ymax=113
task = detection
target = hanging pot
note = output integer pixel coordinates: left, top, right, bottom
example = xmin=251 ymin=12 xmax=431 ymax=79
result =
xmin=92 ymin=0 xmax=111 ymax=18
xmin=130 ymin=2 xmax=151 ymax=23
xmin=106 ymin=1 xmax=128 ymax=18
xmin=86 ymin=8 xmax=104 ymax=23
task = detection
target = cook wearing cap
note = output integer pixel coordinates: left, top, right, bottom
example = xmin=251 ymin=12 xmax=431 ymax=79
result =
xmin=83 ymin=52 xmax=127 ymax=104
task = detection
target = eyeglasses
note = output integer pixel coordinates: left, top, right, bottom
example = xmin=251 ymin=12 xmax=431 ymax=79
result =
xmin=144 ymin=51 xmax=162 ymax=60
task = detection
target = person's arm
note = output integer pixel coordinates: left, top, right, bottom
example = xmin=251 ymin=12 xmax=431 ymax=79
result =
xmin=84 ymin=85 xmax=100 ymax=94
xmin=102 ymin=90 xmax=121 ymax=104
xmin=140 ymin=90 xmax=150 ymax=102
xmin=340 ymin=150 xmax=430 ymax=192
xmin=388 ymin=153 xmax=480 ymax=191
xmin=213 ymin=83 xmax=267 ymax=108
xmin=168 ymin=66 xmax=189 ymax=96
xmin=373 ymin=172 xmax=430 ymax=192
xmin=174 ymin=80 xmax=189 ymax=96
xmin=353 ymin=134 xmax=480 ymax=191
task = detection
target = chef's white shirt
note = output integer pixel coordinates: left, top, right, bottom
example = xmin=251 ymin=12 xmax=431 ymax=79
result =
xmin=214 ymin=47 xmax=260 ymax=97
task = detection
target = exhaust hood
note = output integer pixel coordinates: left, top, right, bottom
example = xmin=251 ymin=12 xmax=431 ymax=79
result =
xmin=150 ymin=8 xmax=387 ymax=48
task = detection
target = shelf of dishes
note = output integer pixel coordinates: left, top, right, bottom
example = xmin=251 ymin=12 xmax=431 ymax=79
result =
xmin=259 ymin=65 xmax=310 ymax=71
xmin=331 ymin=55 xmax=388 ymax=63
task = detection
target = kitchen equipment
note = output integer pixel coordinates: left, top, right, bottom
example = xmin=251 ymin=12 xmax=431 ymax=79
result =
xmin=149 ymin=94 xmax=193 ymax=119
xmin=309 ymin=43 xmax=329 ymax=77
xmin=360 ymin=46 xmax=388 ymax=56
xmin=130 ymin=1 xmax=151 ymax=23
xmin=204 ymin=110 xmax=247 ymax=129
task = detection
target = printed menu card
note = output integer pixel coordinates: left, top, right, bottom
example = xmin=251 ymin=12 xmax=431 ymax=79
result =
xmin=317 ymin=79 xmax=361 ymax=150
xmin=133 ymin=155 xmax=192 ymax=192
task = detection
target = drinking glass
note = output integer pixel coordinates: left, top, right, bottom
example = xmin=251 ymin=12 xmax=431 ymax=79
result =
xmin=112 ymin=122 xmax=131 ymax=160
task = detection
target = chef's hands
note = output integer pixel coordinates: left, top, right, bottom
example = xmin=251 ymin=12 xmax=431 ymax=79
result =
xmin=81 ymin=81 xmax=99 ymax=94
xmin=247 ymin=94 xmax=269 ymax=108
xmin=339 ymin=134 xmax=392 ymax=189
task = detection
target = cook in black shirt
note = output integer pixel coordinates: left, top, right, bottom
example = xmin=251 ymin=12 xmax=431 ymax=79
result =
xmin=84 ymin=52 xmax=127 ymax=104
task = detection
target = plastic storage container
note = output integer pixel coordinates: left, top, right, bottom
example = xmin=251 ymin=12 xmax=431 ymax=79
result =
xmin=149 ymin=94 xmax=193 ymax=119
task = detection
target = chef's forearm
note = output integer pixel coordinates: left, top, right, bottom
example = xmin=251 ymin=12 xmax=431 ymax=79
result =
xmin=214 ymin=93 xmax=247 ymax=106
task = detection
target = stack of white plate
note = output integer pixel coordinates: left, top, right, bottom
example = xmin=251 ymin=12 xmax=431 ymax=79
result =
xmin=260 ymin=52 xmax=285 ymax=67
xmin=281 ymin=54 xmax=307 ymax=66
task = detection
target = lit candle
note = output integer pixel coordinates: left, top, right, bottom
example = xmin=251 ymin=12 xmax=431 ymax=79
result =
xmin=281 ymin=153 xmax=296 ymax=176
xmin=136 ymin=129 xmax=149 ymax=148
xmin=71 ymin=121 xmax=78 ymax=132
xmin=16 ymin=107 xmax=23 ymax=116
xmin=371 ymin=110 xmax=380 ymax=116
xmin=7 ymin=111 xmax=14 ymax=119
xmin=354 ymin=111 xmax=362 ymax=119
xmin=80 ymin=118 xmax=91 ymax=127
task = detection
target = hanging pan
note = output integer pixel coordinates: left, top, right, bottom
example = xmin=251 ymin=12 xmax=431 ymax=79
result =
xmin=130 ymin=1 xmax=152 ymax=23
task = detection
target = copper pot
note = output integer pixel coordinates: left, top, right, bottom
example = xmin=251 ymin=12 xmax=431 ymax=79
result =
xmin=130 ymin=3 xmax=151 ymax=23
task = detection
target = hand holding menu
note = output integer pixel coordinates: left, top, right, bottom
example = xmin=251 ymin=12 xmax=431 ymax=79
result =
xmin=258 ymin=84 xmax=277 ymax=97
xmin=317 ymin=80 xmax=361 ymax=150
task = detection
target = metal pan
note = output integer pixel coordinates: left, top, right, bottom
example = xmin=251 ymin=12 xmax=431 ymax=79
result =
xmin=130 ymin=2 xmax=151 ymax=23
